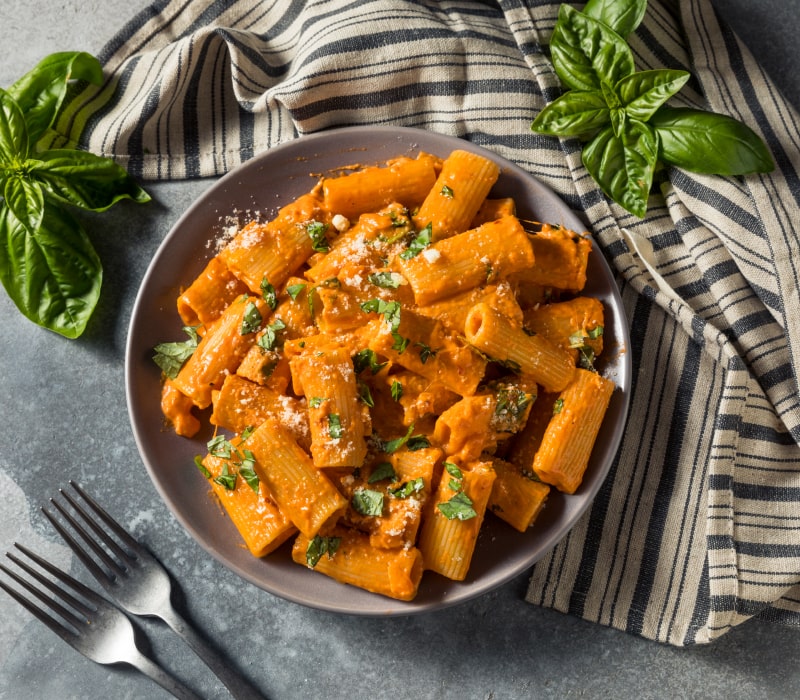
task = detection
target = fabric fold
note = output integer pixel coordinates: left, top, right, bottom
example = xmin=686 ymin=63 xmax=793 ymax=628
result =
xmin=58 ymin=0 xmax=800 ymax=645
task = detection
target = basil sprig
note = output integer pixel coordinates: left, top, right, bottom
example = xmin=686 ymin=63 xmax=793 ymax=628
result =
xmin=531 ymin=0 xmax=773 ymax=217
xmin=0 ymin=52 xmax=149 ymax=337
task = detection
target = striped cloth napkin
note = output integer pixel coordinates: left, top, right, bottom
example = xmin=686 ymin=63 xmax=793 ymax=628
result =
xmin=58 ymin=0 xmax=800 ymax=645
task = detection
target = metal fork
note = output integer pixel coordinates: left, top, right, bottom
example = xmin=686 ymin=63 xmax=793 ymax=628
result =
xmin=43 ymin=481 xmax=266 ymax=700
xmin=0 ymin=543 xmax=201 ymax=700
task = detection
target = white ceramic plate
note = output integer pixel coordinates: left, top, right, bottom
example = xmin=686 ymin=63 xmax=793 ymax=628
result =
xmin=126 ymin=126 xmax=632 ymax=615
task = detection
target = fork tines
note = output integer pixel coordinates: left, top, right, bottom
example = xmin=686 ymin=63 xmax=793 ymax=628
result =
xmin=0 ymin=543 xmax=101 ymax=642
xmin=42 ymin=481 xmax=141 ymax=586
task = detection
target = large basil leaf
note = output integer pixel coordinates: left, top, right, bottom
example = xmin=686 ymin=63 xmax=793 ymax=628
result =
xmin=651 ymin=107 xmax=774 ymax=175
xmin=0 ymin=189 xmax=102 ymax=338
xmin=617 ymin=69 xmax=691 ymax=121
xmin=0 ymin=89 xmax=29 ymax=166
xmin=550 ymin=5 xmax=635 ymax=92
xmin=531 ymin=90 xmax=610 ymax=136
xmin=29 ymin=149 xmax=150 ymax=212
xmin=7 ymin=52 xmax=103 ymax=146
xmin=582 ymin=119 xmax=658 ymax=217
xmin=3 ymin=174 xmax=44 ymax=232
xmin=582 ymin=0 xmax=648 ymax=38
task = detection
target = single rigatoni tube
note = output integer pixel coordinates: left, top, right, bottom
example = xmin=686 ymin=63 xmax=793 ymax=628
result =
xmin=322 ymin=155 xmax=438 ymax=220
xmin=247 ymin=418 xmax=348 ymax=537
xmin=464 ymin=302 xmax=575 ymax=393
xmin=533 ymin=368 xmax=615 ymax=494
xmin=292 ymin=528 xmax=424 ymax=601
xmin=202 ymin=449 xmax=296 ymax=557
xmin=487 ymin=456 xmax=550 ymax=533
xmin=177 ymin=256 xmax=249 ymax=327
xmin=396 ymin=215 xmax=534 ymax=306
xmin=289 ymin=344 xmax=368 ymax=467
xmin=418 ymin=460 xmax=496 ymax=581
xmin=413 ymin=149 xmax=500 ymax=241
xmin=219 ymin=193 xmax=328 ymax=293
xmin=173 ymin=295 xmax=268 ymax=409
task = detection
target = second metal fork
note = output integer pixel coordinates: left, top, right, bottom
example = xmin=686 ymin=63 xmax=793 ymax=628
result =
xmin=0 ymin=543 xmax=201 ymax=700
xmin=43 ymin=481 xmax=266 ymax=700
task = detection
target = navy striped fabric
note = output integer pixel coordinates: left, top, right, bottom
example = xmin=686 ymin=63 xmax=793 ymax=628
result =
xmin=57 ymin=0 xmax=800 ymax=645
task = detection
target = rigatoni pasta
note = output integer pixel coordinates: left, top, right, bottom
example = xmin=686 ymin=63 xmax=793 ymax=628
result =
xmin=152 ymin=148 xmax=618 ymax=601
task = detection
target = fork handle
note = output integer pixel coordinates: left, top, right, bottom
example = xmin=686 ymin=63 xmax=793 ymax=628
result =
xmin=159 ymin=606 xmax=266 ymax=700
xmin=130 ymin=648 xmax=204 ymax=700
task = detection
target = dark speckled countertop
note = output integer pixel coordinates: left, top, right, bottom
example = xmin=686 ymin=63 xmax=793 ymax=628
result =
xmin=1 ymin=1 xmax=798 ymax=698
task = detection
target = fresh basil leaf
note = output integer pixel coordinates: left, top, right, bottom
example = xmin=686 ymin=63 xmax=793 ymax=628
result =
xmin=0 ymin=89 xmax=29 ymax=165
xmin=582 ymin=0 xmax=648 ymax=38
xmin=153 ymin=326 xmax=199 ymax=379
xmin=260 ymin=277 xmax=278 ymax=309
xmin=240 ymin=301 xmax=262 ymax=335
xmin=0 ymin=195 xmax=101 ymax=338
xmin=651 ymin=107 xmax=774 ymax=175
xmin=531 ymin=90 xmax=610 ymax=137
xmin=438 ymin=491 xmax=477 ymax=521
xmin=616 ymin=69 xmax=691 ymax=122
xmin=7 ymin=52 xmax=103 ymax=145
xmin=351 ymin=488 xmax=384 ymax=517
xmin=207 ymin=435 xmax=233 ymax=459
xmin=4 ymin=173 xmax=44 ymax=232
xmin=581 ymin=120 xmax=658 ymax=217
xmin=399 ymin=222 xmax=432 ymax=260
xmin=389 ymin=477 xmax=425 ymax=499
xmin=368 ymin=462 xmax=396 ymax=483
xmin=213 ymin=464 xmax=237 ymax=491
xmin=352 ymin=348 xmax=387 ymax=375
xmin=368 ymin=271 xmax=402 ymax=288
xmin=328 ymin=413 xmax=343 ymax=439
xmin=286 ymin=282 xmax=306 ymax=300
xmin=305 ymin=535 xmax=341 ymax=568
xmin=27 ymin=148 xmax=150 ymax=211
xmin=550 ymin=4 xmax=635 ymax=92
xmin=390 ymin=379 xmax=403 ymax=401
xmin=194 ymin=456 xmax=212 ymax=479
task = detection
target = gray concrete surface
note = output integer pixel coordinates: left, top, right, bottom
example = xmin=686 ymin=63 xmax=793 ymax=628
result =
xmin=1 ymin=1 xmax=798 ymax=698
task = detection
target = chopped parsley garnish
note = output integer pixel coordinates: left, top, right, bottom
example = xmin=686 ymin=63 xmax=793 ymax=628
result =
xmin=381 ymin=424 xmax=431 ymax=454
xmin=368 ymin=462 xmax=396 ymax=483
xmin=440 ymin=184 xmax=454 ymax=198
xmin=328 ymin=413 xmax=343 ymax=439
xmin=390 ymin=380 xmax=403 ymax=401
xmin=207 ymin=435 xmax=233 ymax=459
xmin=357 ymin=380 xmax=374 ymax=407
xmin=360 ymin=298 xmax=401 ymax=331
xmin=237 ymin=450 xmax=259 ymax=494
xmin=213 ymin=463 xmax=237 ymax=491
xmin=286 ymin=283 xmax=307 ymax=300
xmin=352 ymin=348 xmax=387 ymax=375
xmin=257 ymin=318 xmax=286 ymax=351
xmin=389 ymin=477 xmax=425 ymax=499
xmin=305 ymin=220 xmax=330 ymax=252
xmin=399 ymin=222 xmax=433 ymax=260
xmin=351 ymin=488 xmax=384 ymax=517
xmin=260 ymin=278 xmax=278 ymax=310
xmin=415 ymin=341 xmax=438 ymax=364
xmin=153 ymin=326 xmax=200 ymax=379
xmin=309 ymin=396 xmax=325 ymax=408
xmin=588 ymin=325 xmax=604 ymax=340
xmin=368 ymin=271 xmax=403 ymax=289
xmin=306 ymin=535 xmax=341 ymax=568
xmin=391 ymin=333 xmax=410 ymax=353
xmin=240 ymin=301 xmax=263 ymax=335
xmin=438 ymin=491 xmax=477 ymax=520
xmin=194 ymin=456 xmax=212 ymax=478
xmin=491 ymin=384 xmax=534 ymax=433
